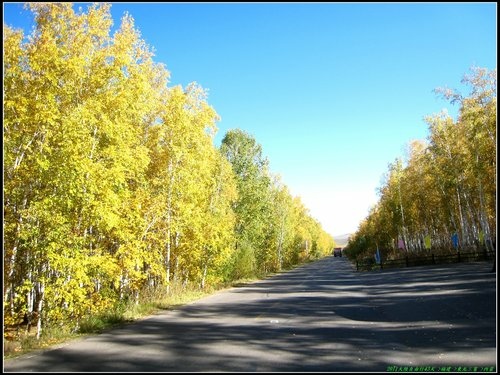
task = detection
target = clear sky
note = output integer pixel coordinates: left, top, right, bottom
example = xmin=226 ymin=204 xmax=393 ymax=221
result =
xmin=3 ymin=2 xmax=497 ymax=237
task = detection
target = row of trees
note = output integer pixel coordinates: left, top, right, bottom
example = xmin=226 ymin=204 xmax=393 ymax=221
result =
xmin=345 ymin=67 xmax=496 ymax=261
xmin=3 ymin=3 xmax=334 ymax=339
xmin=220 ymin=129 xmax=334 ymax=279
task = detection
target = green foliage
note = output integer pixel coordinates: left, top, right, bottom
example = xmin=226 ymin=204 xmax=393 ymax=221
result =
xmin=220 ymin=130 xmax=334 ymax=278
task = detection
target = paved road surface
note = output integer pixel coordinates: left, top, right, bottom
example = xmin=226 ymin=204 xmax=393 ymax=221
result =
xmin=4 ymin=256 xmax=497 ymax=372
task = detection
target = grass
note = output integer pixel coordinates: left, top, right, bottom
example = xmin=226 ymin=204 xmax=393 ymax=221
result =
xmin=3 ymin=323 xmax=86 ymax=358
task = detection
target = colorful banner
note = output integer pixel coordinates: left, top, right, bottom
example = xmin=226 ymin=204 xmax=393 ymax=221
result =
xmin=375 ymin=247 xmax=381 ymax=264
xmin=479 ymin=230 xmax=485 ymax=245
xmin=424 ymin=235 xmax=431 ymax=250
xmin=398 ymin=238 xmax=405 ymax=250
xmin=451 ymin=232 xmax=459 ymax=250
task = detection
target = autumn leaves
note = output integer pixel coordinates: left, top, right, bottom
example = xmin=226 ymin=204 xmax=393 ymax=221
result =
xmin=3 ymin=3 xmax=334 ymax=337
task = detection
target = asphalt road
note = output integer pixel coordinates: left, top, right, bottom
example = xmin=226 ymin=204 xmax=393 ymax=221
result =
xmin=3 ymin=256 xmax=497 ymax=372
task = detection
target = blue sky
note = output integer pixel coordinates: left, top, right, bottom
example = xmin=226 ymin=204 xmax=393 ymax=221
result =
xmin=3 ymin=2 xmax=497 ymax=237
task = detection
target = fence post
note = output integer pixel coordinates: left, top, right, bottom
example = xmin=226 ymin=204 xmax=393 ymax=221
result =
xmin=457 ymin=251 xmax=461 ymax=263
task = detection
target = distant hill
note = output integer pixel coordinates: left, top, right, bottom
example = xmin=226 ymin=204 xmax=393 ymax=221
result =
xmin=333 ymin=233 xmax=352 ymax=248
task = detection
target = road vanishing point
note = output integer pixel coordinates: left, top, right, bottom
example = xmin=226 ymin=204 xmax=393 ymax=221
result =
xmin=3 ymin=256 xmax=497 ymax=372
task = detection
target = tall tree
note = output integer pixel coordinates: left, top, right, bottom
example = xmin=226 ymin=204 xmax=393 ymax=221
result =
xmin=220 ymin=129 xmax=272 ymax=278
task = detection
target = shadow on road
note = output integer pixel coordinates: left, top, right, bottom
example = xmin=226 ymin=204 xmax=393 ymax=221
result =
xmin=4 ymin=257 xmax=496 ymax=372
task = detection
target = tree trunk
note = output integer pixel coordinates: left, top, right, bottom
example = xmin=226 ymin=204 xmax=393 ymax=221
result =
xmin=201 ymin=262 xmax=208 ymax=290
xmin=35 ymin=280 xmax=45 ymax=340
xmin=165 ymin=159 xmax=175 ymax=295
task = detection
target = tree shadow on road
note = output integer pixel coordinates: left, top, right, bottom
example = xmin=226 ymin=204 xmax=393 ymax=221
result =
xmin=4 ymin=258 xmax=496 ymax=372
